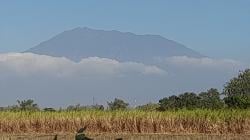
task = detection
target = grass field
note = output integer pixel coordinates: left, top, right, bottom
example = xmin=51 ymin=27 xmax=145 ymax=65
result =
xmin=0 ymin=109 xmax=249 ymax=134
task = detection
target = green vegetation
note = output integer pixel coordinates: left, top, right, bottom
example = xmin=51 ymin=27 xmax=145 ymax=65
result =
xmin=158 ymin=89 xmax=224 ymax=111
xmin=223 ymin=69 xmax=250 ymax=109
xmin=157 ymin=69 xmax=250 ymax=111
xmin=199 ymin=88 xmax=224 ymax=109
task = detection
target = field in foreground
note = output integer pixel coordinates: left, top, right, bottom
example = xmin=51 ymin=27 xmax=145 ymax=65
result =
xmin=0 ymin=110 xmax=249 ymax=134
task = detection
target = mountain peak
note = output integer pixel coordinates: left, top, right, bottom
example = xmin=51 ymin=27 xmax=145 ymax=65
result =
xmin=26 ymin=27 xmax=203 ymax=62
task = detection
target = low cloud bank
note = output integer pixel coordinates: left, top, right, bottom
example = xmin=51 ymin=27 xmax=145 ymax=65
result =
xmin=0 ymin=53 xmax=166 ymax=77
xmin=0 ymin=53 xmax=248 ymax=107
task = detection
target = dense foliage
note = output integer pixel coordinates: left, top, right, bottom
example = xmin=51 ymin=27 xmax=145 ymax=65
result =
xmin=199 ymin=88 xmax=224 ymax=109
xmin=223 ymin=69 xmax=250 ymax=109
xmin=158 ymin=69 xmax=250 ymax=111
xmin=224 ymin=69 xmax=250 ymax=97
xmin=158 ymin=89 xmax=224 ymax=111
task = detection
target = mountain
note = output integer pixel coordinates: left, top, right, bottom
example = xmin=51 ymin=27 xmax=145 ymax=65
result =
xmin=26 ymin=27 xmax=203 ymax=63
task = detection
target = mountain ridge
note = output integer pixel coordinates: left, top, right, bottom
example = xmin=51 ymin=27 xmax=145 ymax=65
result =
xmin=26 ymin=27 xmax=203 ymax=63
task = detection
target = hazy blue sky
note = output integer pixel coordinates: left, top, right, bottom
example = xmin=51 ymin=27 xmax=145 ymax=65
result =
xmin=0 ymin=0 xmax=249 ymax=62
xmin=0 ymin=0 xmax=249 ymax=106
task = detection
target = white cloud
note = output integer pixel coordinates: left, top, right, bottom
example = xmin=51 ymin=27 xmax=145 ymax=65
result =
xmin=0 ymin=53 xmax=166 ymax=77
xmin=162 ymin=56 xmax=245 ymax=71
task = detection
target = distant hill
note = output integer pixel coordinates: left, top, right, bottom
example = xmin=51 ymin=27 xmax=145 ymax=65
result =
xmin=26 ymin=27 xmax=203 ymax=62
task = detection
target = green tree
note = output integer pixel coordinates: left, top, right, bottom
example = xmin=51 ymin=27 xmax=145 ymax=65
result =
xmin=223 ymin=69 xmax=250 ymax=108
xmin=199 ymin=88 xmax=224 ymax=109
xmin=224 ymin=96 xmax=250 ymax=109
xmin=17 ymin=99 xmax=39 ymax=111
xmin=158 ymin=92 xmax=201 ymax=111
xmin=158 ymin=95 xmax=181 ymax=111
xmin=178 ymin=92 xmax=201 ymax=109
xmin=224 ymin=69 xmax=250 ymax=97
xmin=107 ymin=98 xmax=129 ymax=110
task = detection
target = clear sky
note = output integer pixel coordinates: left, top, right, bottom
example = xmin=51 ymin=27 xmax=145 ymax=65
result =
xmin=0 ymin=0 xmax=249 ymax=62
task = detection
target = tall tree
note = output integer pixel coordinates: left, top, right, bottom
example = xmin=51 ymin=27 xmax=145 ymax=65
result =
xmin=199 ymin=88 xmax=224 ymax=109
xmin=224 ymin=69 xmax=250 ymax=97
xmin=158 ymin=95 xmax=181 ymax=111
xmin=178 ymin=92 xmax=201 ymax=109
xmin=223 ymin=69 xmax=250 ymax=108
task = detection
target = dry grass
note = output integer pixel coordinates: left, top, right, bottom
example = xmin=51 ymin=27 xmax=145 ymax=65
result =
xmin=0 ymin=109 xmax=249 ymax=134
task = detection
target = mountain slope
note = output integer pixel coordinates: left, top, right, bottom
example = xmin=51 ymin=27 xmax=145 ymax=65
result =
xmin=26 ymin=27 xmax=203 ymax=62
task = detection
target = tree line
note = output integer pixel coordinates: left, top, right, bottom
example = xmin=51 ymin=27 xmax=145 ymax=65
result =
xmin=1 ymin=69 xmax=249 ymax=112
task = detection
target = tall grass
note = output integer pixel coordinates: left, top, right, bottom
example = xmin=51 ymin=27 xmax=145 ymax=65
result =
xmin=0 ymin=109 xmax=249 ymax=134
